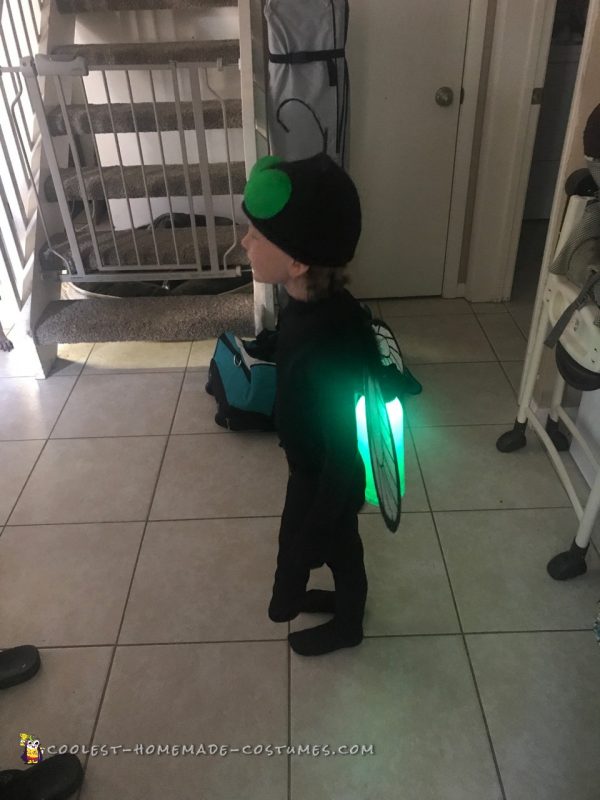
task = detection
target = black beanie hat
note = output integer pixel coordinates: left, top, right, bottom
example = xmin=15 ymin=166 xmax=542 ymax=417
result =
xmin=242 ymin=152 xmax=361 ymax=268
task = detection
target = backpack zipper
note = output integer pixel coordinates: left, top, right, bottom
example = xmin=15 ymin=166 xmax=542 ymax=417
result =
xmin=220 ymin=334 xmax=251 ymax=380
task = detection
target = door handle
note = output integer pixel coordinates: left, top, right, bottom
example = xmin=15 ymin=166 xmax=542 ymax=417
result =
xmin=435 ymin=87 xmax=454 ymax=107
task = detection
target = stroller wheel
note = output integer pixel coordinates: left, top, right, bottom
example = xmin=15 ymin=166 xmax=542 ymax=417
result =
xmin=205 ymin=380 xmax=214 ymax=396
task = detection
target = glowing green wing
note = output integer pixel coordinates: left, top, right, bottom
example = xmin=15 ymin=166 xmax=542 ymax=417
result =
xmin=363 ymin=369 xmax=402 ymax=533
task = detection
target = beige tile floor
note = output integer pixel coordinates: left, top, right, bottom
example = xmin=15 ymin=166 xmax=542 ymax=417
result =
xmin=1 ymin=277 xmax=600 ymax=798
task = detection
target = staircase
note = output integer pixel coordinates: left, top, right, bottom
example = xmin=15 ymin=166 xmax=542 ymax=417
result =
xmin=0 ymin=0 xmax=274 ymax=374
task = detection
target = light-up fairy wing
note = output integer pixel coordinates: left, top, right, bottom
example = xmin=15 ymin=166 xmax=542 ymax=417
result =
xmin=372 ymin=319 xmax=406 ymax=371
xmin=363 ymin=368 xmax=402 ymax=533
xmin=371 ymin=318 xmax=422 ymax=399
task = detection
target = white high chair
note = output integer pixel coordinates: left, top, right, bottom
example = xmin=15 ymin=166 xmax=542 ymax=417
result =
xmin=496 ymin=190 xmax=600 ymax=581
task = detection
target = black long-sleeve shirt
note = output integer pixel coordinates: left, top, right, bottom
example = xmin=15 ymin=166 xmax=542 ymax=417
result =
xmin=274 ymin=289 xmax=380 ymax=530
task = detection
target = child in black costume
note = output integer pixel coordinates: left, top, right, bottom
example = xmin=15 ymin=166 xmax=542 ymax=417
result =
xmin=241 ymin=152 xmax=380 ymax=656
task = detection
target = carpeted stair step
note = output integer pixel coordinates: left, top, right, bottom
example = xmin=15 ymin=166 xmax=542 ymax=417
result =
xmin=57 ymin=0 xmax=237 ymax=12
xmin=47 ymin=99 xmax=242 ymax=136
xmin=42 ymin=224 xmax=249 ymax=271
xmin=35 ymin=294 xmax=255 ymax=344
xmin=52 ymin=39 xmax=240 ymax=68
xmin=45 ymin=161 xmax=246 ymax=201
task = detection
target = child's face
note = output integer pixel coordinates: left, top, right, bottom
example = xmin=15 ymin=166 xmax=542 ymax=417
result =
xmin=241 ymin=224 xmax=294 ymax=285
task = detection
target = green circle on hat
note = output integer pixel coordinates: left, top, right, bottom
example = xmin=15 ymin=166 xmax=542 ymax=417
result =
xmin=244 ymin=156 xmax=292 ymax=219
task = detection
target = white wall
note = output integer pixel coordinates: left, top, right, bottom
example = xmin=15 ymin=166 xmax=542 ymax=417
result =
xmin=572 ymin=391 xmax=600 ymax=487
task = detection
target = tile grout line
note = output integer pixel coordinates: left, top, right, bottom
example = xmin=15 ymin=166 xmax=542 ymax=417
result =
xmin=83 ymin=337 xmax=193 ymax=378
xmin=404 ymin=358 xmax=499 ymax=367
xmin=497 ymin=360 xmax=521 ymax=403
xmin=7 ymin=628 xmax=594 ymax=653
xmin=0 ymin=429 xmax=253 ymax=442
xmin=183 ymin=340 xmax=194 ymax=373
xmin=404 ymin=421 xmax=530 ymax=431
xmin=410 ymin=436 xmax=508 ymax=800
xmin=0 ymin=374 xmax=79 ymax=380
xmin=184 ymin=338 xmax=203 ymax=376
xmin=1 ymin=347 xmax=93 ymax=533
xmin=492 ymin=311 xmax=529 ymax=359
xmin=0 ymin=638 xmax=292 ymax=650
xmin=2 ymin=504 xmax=586 ymax=531
xmin=431 ymin=533 xmax=508 ymax=799
xmin=9 ymin=415 xmax=595 ymax=441
xmin=504 ymin=301 xmax=532 ymax=339
xmin=76 ymin=367 xmax=187 ymax=793
xmin=10 ymin=432 xmax=231 ymax=441
xmin=471 ymin=308 xmax=508 ymax=364
xmin=377 ymin=310 xmax=475 ymax=319
xmin=78 ymin=369 xmax=188 ymax=376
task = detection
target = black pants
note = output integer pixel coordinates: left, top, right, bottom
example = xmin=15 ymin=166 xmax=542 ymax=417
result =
xmin=270 ymin=456 xmax=368 ymax=633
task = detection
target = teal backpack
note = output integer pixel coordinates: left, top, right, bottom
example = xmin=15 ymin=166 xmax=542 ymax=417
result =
xmin=206 ymin=331 xmax=277 ymax=431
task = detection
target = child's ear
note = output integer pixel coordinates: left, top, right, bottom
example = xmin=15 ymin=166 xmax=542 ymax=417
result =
xmin=290 ymin=260 xmax=310 ymax=278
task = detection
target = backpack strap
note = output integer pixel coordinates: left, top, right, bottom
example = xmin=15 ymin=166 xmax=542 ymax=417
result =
xmin=545 ymin=270 xmax=600 ymax=349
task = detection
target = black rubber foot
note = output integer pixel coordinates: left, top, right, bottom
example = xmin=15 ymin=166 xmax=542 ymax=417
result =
xmin=545 ymin=418 xmax=570 ymax=451
xmin=547 ymin=539 xmax=589 ymax=580
xmin=0 ymin=754 xmax=83 ymax=800
xmin=214 ymin=412 xmax=229 ymax=429
xmin=496 ymin=420 xmax=527 ymax=452
xmin=0 ymin=645 xmax=41 ymax=690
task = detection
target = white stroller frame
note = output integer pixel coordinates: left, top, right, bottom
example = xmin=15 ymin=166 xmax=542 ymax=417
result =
xmin=497 ymin=191 xmax=600 ymax=580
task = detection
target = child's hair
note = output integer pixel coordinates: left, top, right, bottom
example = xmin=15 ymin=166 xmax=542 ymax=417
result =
xmin=304 ymin=265 xmax=349 ymax=300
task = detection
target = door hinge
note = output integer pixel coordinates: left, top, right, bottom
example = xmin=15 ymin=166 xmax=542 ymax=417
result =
xmin=531 ymin=87 xmax=543 ymax=105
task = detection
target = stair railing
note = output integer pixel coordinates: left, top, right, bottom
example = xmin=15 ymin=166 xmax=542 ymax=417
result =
xmin=0 ymin=0 xmax=45 ymax=314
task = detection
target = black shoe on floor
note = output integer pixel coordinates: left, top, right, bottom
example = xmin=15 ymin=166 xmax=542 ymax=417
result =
xmin=268 ymin=597 xmax=299 ymax=623
xmin=0 ymin=754 xmax=84 ymax=800
xmin=288 ymin=619 xmax=363 ymax=656
xmin=0 ymin=646 xmax=41 ymax=689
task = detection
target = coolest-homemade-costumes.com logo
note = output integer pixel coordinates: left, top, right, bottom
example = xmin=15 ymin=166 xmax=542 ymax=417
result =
xmin=19 ymin=732 xmax=44 ymax=765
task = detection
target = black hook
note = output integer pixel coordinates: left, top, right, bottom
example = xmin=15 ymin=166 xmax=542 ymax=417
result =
xmin=276 ymin=97 xmax=328 ymax=154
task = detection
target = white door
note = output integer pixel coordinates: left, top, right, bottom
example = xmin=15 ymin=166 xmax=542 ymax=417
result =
xmin=347 ymin=0 xmax=471 ymax=298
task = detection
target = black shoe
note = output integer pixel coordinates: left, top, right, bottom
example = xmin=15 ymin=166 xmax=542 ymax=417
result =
xmin=268 ymin=597 xmax=299 ymax=623
xmin=288 ymin=620 xmax=363 ymax=656
xmin=0 ymin=770 xmax=22 ymax=786
xmin=0 ymin=754 xmax=84 ymax=800
xmin=0 ymin=646 xmax=41 ymax=689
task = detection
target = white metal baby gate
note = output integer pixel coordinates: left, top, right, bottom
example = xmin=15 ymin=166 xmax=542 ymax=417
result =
xmin=0 ymin=0 xmax=275 ymax=342
xmin=14 ymin=53 xmax=251 ymax=284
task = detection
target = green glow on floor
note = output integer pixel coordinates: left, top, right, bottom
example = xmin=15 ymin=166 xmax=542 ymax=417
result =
xmin=355 ymin=395 xmax=405 ymax=507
